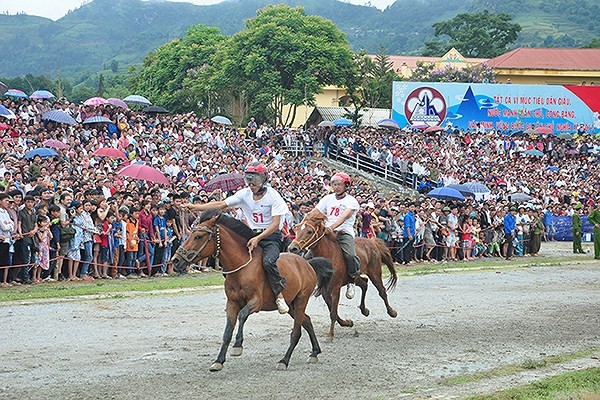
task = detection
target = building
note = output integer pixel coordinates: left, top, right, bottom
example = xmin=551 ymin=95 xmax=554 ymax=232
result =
xmin=487 ymin=48 xmax=600 ymax=85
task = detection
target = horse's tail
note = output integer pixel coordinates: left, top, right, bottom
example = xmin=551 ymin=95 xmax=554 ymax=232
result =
xmin=374 ymin=238 xmax=398 ymax=291
xmin=308 ymin=257 xmax=333 ymax=297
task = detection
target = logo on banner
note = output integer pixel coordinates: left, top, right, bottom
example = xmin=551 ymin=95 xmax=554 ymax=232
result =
xmin=405 ymin=87 xmax=446 ymax=126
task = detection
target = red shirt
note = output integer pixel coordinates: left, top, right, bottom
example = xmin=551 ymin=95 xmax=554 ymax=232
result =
xmin=138 ymin=209 xmax=154 ymax=238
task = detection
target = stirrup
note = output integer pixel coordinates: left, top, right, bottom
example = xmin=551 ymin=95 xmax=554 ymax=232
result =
xmin=276 ymin=297 xmax=289 ymax=314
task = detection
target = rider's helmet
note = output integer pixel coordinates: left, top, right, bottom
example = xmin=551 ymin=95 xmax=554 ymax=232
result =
xmin=330 ymin=172 xmax=352 ymax=187
xmin=244 ymin=161 xmax=268 ymax=186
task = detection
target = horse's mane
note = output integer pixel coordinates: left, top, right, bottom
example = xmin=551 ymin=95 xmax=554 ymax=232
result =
xmin=306 ymin=208 xmax=327 ymax=224
xmin=199 ymin=208 xmax=257 ymax=242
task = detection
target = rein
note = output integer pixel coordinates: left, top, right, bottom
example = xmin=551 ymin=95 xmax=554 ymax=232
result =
xmin=294 ymin=220 xmax=326 ymax=250
xmin=175 ymin=222 xmax=253 ymax=275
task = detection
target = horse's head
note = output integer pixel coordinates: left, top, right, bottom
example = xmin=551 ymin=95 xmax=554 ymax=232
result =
xmin=289 ymin=208 xmax=328 ymax=254
xmin=171 ymin=209 xmax=221 ymax=274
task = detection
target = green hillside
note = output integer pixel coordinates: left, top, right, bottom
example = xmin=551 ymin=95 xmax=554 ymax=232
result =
xmin=0 ymin=0 xmax=597 ymax=78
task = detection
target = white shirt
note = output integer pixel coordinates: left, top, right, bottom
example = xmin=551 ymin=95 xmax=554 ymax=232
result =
xmin=0 ymin=207 xmax=15 ymax=243
xmin=225 ymin=187 xmax=289 ymax=230
xmin=316 ymin=193 xmax=360 ymax=237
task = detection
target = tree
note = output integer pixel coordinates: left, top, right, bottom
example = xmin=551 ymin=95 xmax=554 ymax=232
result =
xmin=130 ymin=25 xmax=227 ymax=113
xmin=423 ymin=11 xmax=521 ymax=58
xmin=582 ymin=38 xmax=600 ymax=48
xmin=409 ymin=61 xmax=496 ymax=83
xmin=97 ymin=74 xmax=105 ymax=97
xmin=220 ymin=5 xmax=356 ymax=126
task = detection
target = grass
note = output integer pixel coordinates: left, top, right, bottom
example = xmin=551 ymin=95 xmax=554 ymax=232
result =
xmin=465 ymin=367 xmax=600 ymax=400
xmin=0 ymin=273 xmax=225 ymax=302
xmin=441 ymin=348 xmax=600 ymax=386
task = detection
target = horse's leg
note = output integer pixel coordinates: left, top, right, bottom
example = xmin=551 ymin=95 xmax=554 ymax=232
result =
xmin=368 ymin=266 xmax=398 ymax=318
xmin=277 ymin=303 xmax=303 ymax=370
xmin=301 ymin=314 xmax=321 ymax=363
xmin=230 ymin=303 xmax=253 ymax=357
xmin=355 ymin=275 xmax=370 ymax=317
xmin=210 ymin=301 xmax=241 ymax=372
xmin=328 ymin=288 xmax=353 ymax=339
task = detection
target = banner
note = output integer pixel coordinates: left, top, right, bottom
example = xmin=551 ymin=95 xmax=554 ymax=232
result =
xmin=392 ymin=82 xmax=600 ymax=133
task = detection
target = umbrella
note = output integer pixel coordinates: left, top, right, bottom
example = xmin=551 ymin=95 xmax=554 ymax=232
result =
xmin=203 ymin=173 xmax=245 ymax=192
xmin=83 ymin=116 xmax=113 ymax=124
xmin=424 ymin=125 xmax=444 ymax=133
xmin=24 ymin=147 xmax=58 ymax=158
xmin=30 ymin=90 xmax=55 ymax=99
xmin=427 ymin=187 xmax=465 ymax=201
xmin=333 ymin=118 xmax=352 ymax=127
xmin=410 ymin=123 xmax=429 ymax=130
xmin=0 ymin=105 xmax=16 ymax=120
xmin=83 ymin=97 xmax=108 ymax=106
xmin=43 ymin=139 xmax=69 ymax=149
xmin=93 ymin=147 xmax=127 ymax=159
xmin=523 ymin=149 xmax=544 ymax=157
xmin=557 ymin=133 xmax=573 ymax=140
xmin=118 ymin=164 xmax=169 ymax=185
xmin=524 ymin=128 xmax=536 ymax=135
xmin=0 ymin=81 xmax=7 ymax=96
xmin=505 ymin=193 xmax=532 ymax=202
xmin=41 ymin=110 xmax=77 ymax=125
xmin=4 ymin=89 xmax=27 ymax=98
xmin=445 ymin=184 xmax=472 ymax=197
xmin=535 ymin=126 xmax=553 ymax=134
xmin=123 ymin=95 xmax=151 ymax=106
xmin=462 ymin=181 xmax=490 ymax=194
xmin=143 ymin=105 xmax=169 ymax=114
xmin=377 ymin=119 xmax=400 ymax=129
xmin=211 ymin=115 xmax=232 ymax=125
xmin=107 ymin=98 xmax=128 ymax=109
xmin=318 ymin=121 xmax=334 ymax=127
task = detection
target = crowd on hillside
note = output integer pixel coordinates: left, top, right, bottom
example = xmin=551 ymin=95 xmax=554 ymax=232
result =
xmin=0 ymin=95 xmax=596 ymax=286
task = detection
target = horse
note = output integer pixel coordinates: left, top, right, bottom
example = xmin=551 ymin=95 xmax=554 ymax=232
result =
xmin=171 ymin=208 xmax=333 ymax=371
xmin=288 ymin=208 xmax=398 ymax=338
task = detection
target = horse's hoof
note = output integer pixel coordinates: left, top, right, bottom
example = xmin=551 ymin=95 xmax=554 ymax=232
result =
xmin=230 ymin=347 xmax=243 ymax=356
xmin=209 ymin=362 xmax=223 ymax=372
xmin=347 ymin=319 xmax=354 ymax=327
xmin=388 ymin=309 xmax=398 ymax=318
xmin=361 ymin=308 xmax=370 ymax=317
xmin=276 ymin=362 xmax=288 ymax=371
xmin=325 ymin=335 xmax=334 ymax=342
xmin=307 ymin=356 xmax=318 ymax=364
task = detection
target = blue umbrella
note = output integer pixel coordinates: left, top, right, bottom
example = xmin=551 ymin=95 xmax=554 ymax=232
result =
xmin=123 ymin=95 xmax=151 ymax=106
xmin=83 ymin=115 xmax=113 ymax=124
xmin=5 ymin=89 xmax=28 ymax=98
xmin=462 ymin=181 xmax=490 ymax=194
xmin=0 ymin=105 xmax=16 ymax=119
xmin=333 ymin=118 xmax=352 ymax=127
xmin=42 ymin=110 xmax=77 ymax=125
xmin=25 ymin=148 xmax=58 ymax=158
xmin=211 ymin=115 xmax=232 ymax=125
xmin=524 ymin=149 xmax=544 ymax=157
xmin=427 ymin=187 xmax=465 ymax=201
xmin=30 ymin=90 xmax=55 ymax=99
xmin=377 ymin=118 xmax=400 ymax=129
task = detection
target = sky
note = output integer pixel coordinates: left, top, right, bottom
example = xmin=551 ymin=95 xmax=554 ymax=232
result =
xmin=0 ymin=0 xmax=396 ymax=21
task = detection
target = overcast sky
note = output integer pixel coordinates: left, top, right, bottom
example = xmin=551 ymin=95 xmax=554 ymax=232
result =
xmin=0 ymin=0 xmax=396 ymax=20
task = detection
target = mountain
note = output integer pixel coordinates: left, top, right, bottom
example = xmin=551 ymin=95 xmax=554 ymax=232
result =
xmin=0 ymin=0 xmax=597 ymax=78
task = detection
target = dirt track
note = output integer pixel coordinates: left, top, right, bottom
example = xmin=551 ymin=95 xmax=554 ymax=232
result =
xmin=1 ymin=261 xmax=599 ymax=400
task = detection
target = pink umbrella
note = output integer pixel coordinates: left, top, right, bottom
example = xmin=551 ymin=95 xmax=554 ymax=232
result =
xmin=424 ymin=125 xmax=444 ymax=133
xmin=118 ymin=163 xmax=169 ymax=185
xmin=410 ymin=123 xmax=429 ymax=130
xmin=93 ymin=147 xmax=127 ymax=159
xmin=84 ymin=97 xmax=108 ymax=106
xmin=107 ymin=98 xmax=128 ymax=109
xmin=43 ymin=139 xmax=69 ymax=149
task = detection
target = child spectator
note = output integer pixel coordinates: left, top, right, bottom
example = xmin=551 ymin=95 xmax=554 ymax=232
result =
xmin=34 ymin=215 xmax=51 ymax=283
xmin=153 ymin=204 xmax=168 ymax=276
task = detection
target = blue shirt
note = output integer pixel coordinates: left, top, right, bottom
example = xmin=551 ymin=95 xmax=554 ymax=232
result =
xmin=153 ymin=215 xmax=167 ymax=240
xmin=543 ymin=210 xmax=553 ymax=226
xmin=504 ymin=213 xmax=517 ymax=234
xmin=403 ymin=211 xmax=416 ymax=237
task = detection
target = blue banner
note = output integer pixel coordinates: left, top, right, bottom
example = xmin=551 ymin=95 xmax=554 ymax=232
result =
xmin=552 ymin=216 xmax=594 ymax=241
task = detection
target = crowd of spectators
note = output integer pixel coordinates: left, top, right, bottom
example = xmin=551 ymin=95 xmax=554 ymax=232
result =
xmin=0 ymin=94 xmax=594 ymax=286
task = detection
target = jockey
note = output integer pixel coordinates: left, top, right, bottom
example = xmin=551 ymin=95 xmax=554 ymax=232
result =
xmin=315 ymin=172 xmax=360 ymax=299
xmin=183 ymin=162 xmax=290 ymax=314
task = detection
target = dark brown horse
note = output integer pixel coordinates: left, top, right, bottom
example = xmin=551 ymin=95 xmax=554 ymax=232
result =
xmin=288 ymin=208 xmax=398 ymax=338
xmin=171 ymin=208 xmax=333 ymax=371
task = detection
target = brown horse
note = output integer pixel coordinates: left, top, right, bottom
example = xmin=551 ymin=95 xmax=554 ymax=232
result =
xmin=171 ymin=208 xmax=333 ymax=371
xmin=288 ymin=208 xmax=398 ymax=338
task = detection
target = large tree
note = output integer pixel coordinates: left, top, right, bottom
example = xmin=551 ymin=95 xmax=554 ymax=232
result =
xmin=423 ymin=10 xmax=521 ymax=58
xmin=130 ymin=25 xmax=227 ymax=113
xmin=220 ymin=5 xmax=356 ymax=126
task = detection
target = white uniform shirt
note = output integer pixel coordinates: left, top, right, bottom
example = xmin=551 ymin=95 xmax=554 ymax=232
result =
xmin=316 ymin=193 xmax=360 ymax=237
xmin=225 ymin=187 xmax=289 ymax=230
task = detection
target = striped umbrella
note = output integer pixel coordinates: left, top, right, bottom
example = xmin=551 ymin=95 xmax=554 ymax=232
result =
xmin=42 ymin=110 xmax=77 ymax=125
xmin=4 ymin=89 xmax=28 ymax=98
xmin=107 ymin=98 xmax=128 ymax=109
xmin=30 ymin=90 xmax=55 ymax=99
xmin=84 ymin=97 xmax=108 ymax=106
xmin=123 ymin=95 xmax=151 ymax=106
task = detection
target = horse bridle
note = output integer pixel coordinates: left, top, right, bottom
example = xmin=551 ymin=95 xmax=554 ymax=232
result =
xmin=293 ymin=220 xmax=326 ymax=251
xmin=174 ymin=222 xmax=253 ymax=275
